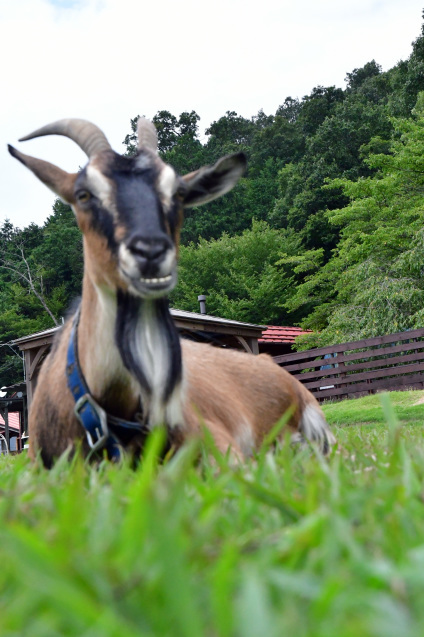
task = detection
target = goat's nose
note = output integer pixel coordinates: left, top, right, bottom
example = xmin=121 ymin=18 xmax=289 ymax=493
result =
xmin=126 ymin=236 xmax=172 ymax=269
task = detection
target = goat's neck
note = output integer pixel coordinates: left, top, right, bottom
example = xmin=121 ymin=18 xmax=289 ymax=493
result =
xmin=77 ymin=275 xmax=183 ymax=427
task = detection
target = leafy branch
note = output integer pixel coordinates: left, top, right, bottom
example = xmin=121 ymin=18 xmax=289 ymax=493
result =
xmin=0 ymin=243 xmax=59 ymax=327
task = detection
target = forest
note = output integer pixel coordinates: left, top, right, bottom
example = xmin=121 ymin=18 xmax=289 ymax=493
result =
xmin=3 ymin=14 xmax=424 ymax=387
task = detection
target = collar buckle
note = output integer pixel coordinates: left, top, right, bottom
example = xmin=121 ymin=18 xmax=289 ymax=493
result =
xmin=74 ymin=393 xmax=109 ymax=453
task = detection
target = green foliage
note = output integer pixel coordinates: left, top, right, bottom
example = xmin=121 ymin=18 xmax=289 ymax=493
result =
xmin=345 ymin=60 xmax=383 ymax=92
xmin=271 ymin=70 xmax=393 ymax=253
xmin=31 ymin=199 xmax=83 ymax=300
xmin=170 ymin=221 xmax=302 ymax=324
xmin=290 ymin=110 xmax=424 ymax=348
xmin=394 ymin=11 xmax=424 ymax=115
xmin=0 ymin=201 xmax=82 ymax=387
xmin=2 ymin=393 xmax=424 ymax=635
xmin=205 ymin=110 xmax=256 ymax=159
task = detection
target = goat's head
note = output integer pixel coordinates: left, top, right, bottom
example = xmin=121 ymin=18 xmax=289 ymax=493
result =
xmin=8 ymin=118 xmax=246 ymax=299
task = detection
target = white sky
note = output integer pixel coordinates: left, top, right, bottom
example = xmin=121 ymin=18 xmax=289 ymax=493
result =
xmin=1 ymin=0 xmax=423 ymax=228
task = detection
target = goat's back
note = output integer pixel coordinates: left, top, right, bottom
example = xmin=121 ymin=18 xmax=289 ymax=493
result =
xmin=181 ymin=339 xmax=317 ymax=454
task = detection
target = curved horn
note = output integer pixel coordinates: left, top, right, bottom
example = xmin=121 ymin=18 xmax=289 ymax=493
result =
xmin=19 ymin=118 xmax=112 ymax=158
xmin=137 ymin=117 xmax=158 ymax=153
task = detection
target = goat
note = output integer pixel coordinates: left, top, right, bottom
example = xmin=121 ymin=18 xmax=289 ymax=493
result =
xmin=9 ymin=117 xmax=335 ymax=466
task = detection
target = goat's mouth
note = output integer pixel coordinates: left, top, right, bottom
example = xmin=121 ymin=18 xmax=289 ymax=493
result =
xmin=120 ymin=267 xmax=177 ymax=298
xmin=118 ymin=243 xmax=177 ymax=298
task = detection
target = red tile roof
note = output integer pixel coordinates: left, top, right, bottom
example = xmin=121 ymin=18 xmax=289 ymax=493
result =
xmin=259 ymin=325 xmax=312 ymax=344
xmin=0 ymin=412 xmax=20 ymax=431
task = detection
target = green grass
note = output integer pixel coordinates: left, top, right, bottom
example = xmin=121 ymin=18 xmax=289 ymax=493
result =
xmin=1 ymin=391 xmax=424 ymax=636
xmin=323 ymin=389 xmax=424 ymax=429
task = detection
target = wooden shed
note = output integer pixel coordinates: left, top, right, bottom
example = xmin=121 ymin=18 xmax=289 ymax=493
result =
xmin=0 ymin=382 xmax=27 ymax=453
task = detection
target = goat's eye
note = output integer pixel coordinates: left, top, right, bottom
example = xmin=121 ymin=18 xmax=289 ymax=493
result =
xmin=76 ymin=190 xmax=92 ymax=204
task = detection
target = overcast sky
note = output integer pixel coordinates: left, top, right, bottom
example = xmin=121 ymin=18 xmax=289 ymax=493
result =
xmin=1 ymin=0 xmax=424 ymax=228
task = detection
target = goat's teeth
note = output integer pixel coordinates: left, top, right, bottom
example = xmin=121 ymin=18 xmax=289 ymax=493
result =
xmin=140 ymin=274 xmax=171 ymax=284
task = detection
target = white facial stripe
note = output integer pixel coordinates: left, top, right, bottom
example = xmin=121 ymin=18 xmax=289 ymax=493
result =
xmin=158 ymin=165 xmax=177 ymax=208
xmin=86 ymin=164 xmax=113 ymax=208
xmin=160 ymin=246 xmax=177 ymax=275
xmin=118 ymin=243 xmax=137 ymax=278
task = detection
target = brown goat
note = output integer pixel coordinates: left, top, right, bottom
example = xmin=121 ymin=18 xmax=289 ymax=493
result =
xmin=9 ymin=117 xmax=335 ymax=466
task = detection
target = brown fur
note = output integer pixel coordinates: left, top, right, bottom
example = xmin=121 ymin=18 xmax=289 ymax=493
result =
xmin=28 ymin=321 xmax=87 ymax=461
xmin=181 ymin=341 xmax=325 ymax=457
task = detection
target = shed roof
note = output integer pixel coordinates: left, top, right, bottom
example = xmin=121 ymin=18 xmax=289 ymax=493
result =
xmin=259 ymin=325 xmax=312 ymax=344
xmin=14 ymin=309 xmax=266 ymax=349
xmin=0 ymin=412 xmax=20 ymax=431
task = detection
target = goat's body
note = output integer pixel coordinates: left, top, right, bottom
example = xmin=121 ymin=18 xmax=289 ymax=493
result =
xmin=182 ymin=340 xmax=333 ymax=458
xmin=29 ymin=294 xmax=334 ymax=465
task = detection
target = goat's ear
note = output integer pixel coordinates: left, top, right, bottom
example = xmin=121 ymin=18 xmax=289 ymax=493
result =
xmin=182 ymin=152 xmax=246 ymax=208
xmin=8 ymin=145 xmax=77 ymax=204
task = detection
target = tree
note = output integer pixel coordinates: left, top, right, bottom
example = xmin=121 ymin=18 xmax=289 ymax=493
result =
xmin=0 ymin=222 xmax=59 ymax=326
xmin=204 ymin=111 xmax=256 ymax=161
xmin=394 ymin=10 xmax=424 ymax=115
xmin=171 ymin=221 xmax=303 ymax=325
xmin=288 ymin=105 xmax=424 ymax=348
xmin=345 ymin=60 xmax=382 ymax=91
xmin=181 ymin=108 xmax=304 ymax=243
xmin=0 ymin=202 xmax=83 ymax=387
xmin=31 ymin=199 xmax=83 ymax=302
xmin=270 ymin=71 xmax=393 ymax=254
xmin=297 ymin=85 xmax=345 ymax=136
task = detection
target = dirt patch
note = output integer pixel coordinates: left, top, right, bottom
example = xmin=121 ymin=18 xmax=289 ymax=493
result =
xmin=413 ymin=392 xmax=424 ymax=406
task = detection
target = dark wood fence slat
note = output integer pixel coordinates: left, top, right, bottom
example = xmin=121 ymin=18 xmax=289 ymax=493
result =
xmin=302 ymin=361 xmax=424 ymax=390
xmin=274 ymin=328 xmax=424 ymax=365
xmin=281 ymin=340 xmax=424 ymax=372
xmin=314 ymin=373 xmax=424 ymax=400
xmin=273 ymin=327 xmax=424 ymax=402
xmin=289 ymin=350 xmax=424 ymax=381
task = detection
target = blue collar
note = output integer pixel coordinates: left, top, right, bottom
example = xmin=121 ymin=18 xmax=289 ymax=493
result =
xmin=66 ymin=310 xmax=149 ymax=461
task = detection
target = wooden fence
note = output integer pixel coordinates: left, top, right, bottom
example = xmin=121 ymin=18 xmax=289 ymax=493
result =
xmin=273 ymin=328 xmax=424 ymax=402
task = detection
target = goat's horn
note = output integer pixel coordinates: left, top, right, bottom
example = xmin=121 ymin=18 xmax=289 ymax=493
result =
xmin=19 ymin=118 xmax=112 ymax=158
xmin=137 ymin=117 xmax=158 ymax=153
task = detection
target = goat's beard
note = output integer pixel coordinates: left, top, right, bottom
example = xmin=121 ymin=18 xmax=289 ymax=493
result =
xmin=114 ymin=291 xmax=182 ymax=406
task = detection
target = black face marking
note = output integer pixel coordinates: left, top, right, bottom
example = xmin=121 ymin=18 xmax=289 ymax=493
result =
xmin=155 ymin=298 xmax=183 ymax=401
xmin=114 ymin=171 xmax=167 ymax=240
xmin=115 ymin=291 xmax=182 ymax=404
xmin=115 ymin=291 xmax=150 ymax=393
xmin=166 ymin=198 xmax=183 ymax=239
xmin=107 ymin=152 xmax=182 ymax=246
xmin=74 ymin=169 xmax=117 ymax=253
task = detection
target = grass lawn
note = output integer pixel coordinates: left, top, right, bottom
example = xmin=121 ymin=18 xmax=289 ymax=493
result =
xmin=324 ymin=389 xmax=424 ymax=428
xmin=1 ymin=391 xmax=424 ymax=636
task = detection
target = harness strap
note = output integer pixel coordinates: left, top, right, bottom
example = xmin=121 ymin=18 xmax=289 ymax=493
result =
xmin=66 ymin=310 xmax=148 ymax=460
